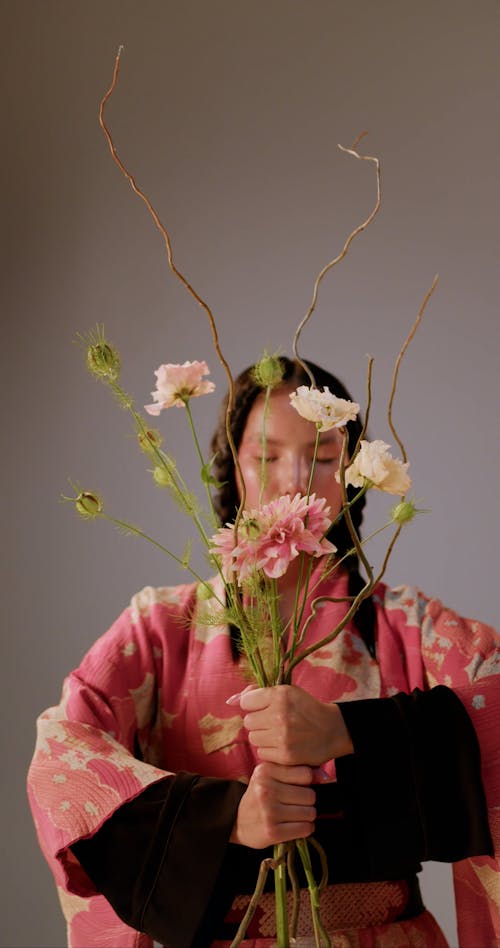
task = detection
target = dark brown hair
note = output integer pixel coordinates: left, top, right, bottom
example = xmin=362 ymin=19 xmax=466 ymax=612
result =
xmin=210 ymin=358 xmax=377 ymax=657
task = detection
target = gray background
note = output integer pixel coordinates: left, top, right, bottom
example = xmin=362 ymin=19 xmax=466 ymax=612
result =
xmin=3 ymin=1 xmax=499 ymax=946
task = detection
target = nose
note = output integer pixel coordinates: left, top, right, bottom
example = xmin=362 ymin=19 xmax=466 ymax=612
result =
xmin=282 ymin=454 xmax=310 ymax=496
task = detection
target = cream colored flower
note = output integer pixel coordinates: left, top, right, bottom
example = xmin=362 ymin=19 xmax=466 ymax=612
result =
xmin=289 ymin=386 xmax=359 ymax=431
xmin=339 ymin=440 xmax=411 ymax=495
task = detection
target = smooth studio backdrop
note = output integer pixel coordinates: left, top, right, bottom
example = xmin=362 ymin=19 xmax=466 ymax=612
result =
xmin=3 ymin=2 xmax=499 ymax=945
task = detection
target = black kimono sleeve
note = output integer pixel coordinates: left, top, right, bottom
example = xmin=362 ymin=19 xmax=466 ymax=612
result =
xmin=72 ymin=772 xmax=247 ymax=948
xmin=335 ymin=685 xmax=493 ymax=877
xmin=72 ymin=686 xmax=493 ymax=946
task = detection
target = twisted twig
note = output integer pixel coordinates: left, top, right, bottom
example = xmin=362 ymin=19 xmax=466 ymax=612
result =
xmin=229 ymin=855 xmax=278 ymax=947
xmin=387 ymin=274 xmax=439 ymax=461
xmin=99 ymin=48 xmax=247 ymax=532
xmin=353 ymin=355 xmax=374 ymax=459
xmin=292 ymin=132 xmax=381 ymax=383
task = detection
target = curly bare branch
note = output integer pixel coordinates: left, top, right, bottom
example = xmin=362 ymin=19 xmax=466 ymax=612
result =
xmin=99 ymin=47 xmax=247 ymax=530
xmin=388 ymin=275 xmax=439 ymax=462
xmin=292 ymin=135 xmax=382 ymax=383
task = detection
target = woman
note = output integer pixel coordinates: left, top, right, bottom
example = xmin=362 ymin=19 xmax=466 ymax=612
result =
xmin=28 ymin=359 xmax=499 ymax=947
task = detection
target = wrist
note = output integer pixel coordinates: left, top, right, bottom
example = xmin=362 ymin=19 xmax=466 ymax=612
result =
xmin=326 ymin=703 xmax=354 ymax=758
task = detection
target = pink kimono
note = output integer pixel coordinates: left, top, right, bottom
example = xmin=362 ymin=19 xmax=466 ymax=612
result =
xmin=27 ymin=570 xmax=500 ymax=947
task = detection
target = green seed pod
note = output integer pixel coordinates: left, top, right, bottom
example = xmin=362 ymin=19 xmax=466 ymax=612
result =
xmin=390 ymin=499 xmax=417 ymax=525
xmin=75 ymin=491 xmax=103 ymax=519
xmin=138 ymin=428 xmax=162 ymax=457
xmin=196 ymin=582 xmax=215 ymax=601
xmin=242 ymin=517 xmax=261 ymax=539
xmin=153 ymin=465 xmax=174 ymax=488
xmin=251 ymin=352 xmax=284 ymax=389
xmin=86 ymin=342 xmax=121 ymax=381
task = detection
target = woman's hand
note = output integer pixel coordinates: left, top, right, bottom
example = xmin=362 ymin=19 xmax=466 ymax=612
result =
xmin=230 ymin=762 xmax=316 ymax=848
xmin=237 ymin=684 xmax=354 ymax=766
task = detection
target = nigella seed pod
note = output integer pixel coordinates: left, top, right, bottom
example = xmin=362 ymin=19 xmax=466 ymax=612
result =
xmin=241 ymin=517 xmax=261 ymax=539
xmin=86 ymin=342 xmax=121 ymax=381
xmin=75 ymin=491 xmax=103 ymax=519
xmin=251 ymin=352 xmax=284 ymax=389
xmin=153 ymin=465 xmax=173 ymax=488
xmin=196 ymin=582 xmax=215 ymax=601
xmin=390 ymin=499 xmax=417 ymax=525
xmin=138 ymin=428 xmax=162 ymax=456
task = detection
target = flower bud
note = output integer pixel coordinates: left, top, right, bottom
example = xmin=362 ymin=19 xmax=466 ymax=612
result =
xmin=86 ymin=341 xmax=121 ymax=381
xmin=252 ymin=352 xmax=284 ymax=389
xmin=138 ymin=428 xmax=162 ymax=457
xmin=241 ymin=517 xmax=261 ymax=539
xmin=196 ymin=582 xmax=215 ymax=601
xmin=75 ymin=491 xmax=103 ymax=519
xmin=390 ymin=499 xmax=417 ymax=525
xmin=153 ymin=465 xmax=174 ymax=488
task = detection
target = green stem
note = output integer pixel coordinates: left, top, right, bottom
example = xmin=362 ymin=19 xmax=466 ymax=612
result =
xmin=109 ymin=380 xmax=214 ymax=550
xmin=306 ymin=426 xmax=321 ymax=501
xmin=283 ymin=518 xmax=396 ymax=667
xmin=268 ymin=577 xmax=283 ymax=681
xmin=291 ymin=557 xmax=314 ymax=660
xmin=296 ymin=839 xmax=331 ymax=947
xmin=184 ymin=398 xmax=219 ymax=528
xmin=100 ymin=513 xmax=224 ymax=604
xmin=273 ymin=843 xmax=289 ymax=947
xmin=287 ymin=841 xmax=300 ymax=940
xmin=333 ymin=483 xmax=369 ymax=521
xmin=285 ymin=429 xmax=321 ymax=670
xmin=259 ymin=385 xmax=273 ymax=506
xmin=303 ymin=516 xmax=396 ymax=603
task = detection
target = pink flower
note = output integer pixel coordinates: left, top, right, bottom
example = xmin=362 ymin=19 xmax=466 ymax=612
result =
xmin=210 ymin=493 xmax=336 ymax=581
xmin=144 ymin=361 xmax=215 ymax=414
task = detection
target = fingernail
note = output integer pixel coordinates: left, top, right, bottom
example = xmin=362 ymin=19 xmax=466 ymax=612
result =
xmin=312 ymin=767 xmax=330 ymax=782
xmin=226 ymin=692 xmax=243 ymax=706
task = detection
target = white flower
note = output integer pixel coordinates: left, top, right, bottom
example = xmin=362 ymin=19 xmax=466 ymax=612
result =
xmin=289 ymin=386 xmax=359 ymax=431
xmin=338 ymin=440 xmax=411 ymax=495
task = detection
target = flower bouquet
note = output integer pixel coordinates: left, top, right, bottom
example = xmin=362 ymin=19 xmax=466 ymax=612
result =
xmin=67 ymin=48 xmax=437 ymax=948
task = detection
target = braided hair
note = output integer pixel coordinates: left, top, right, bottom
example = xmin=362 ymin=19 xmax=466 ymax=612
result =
xmin=210 ymin=358 xmax=377 ymax=658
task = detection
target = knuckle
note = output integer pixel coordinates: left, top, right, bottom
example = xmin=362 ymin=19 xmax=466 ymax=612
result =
xmin=253 ymin=762 xmax=267 ymax=781
xmin=254 ymin=781 xmax=269 ymax=803
xmin=276 ymin=708 xmax=287 ymax=729
xmin=276 ymin=686 xmax=290 ymax=709
xmin=263 ymin=816 xmax=276 ymax=839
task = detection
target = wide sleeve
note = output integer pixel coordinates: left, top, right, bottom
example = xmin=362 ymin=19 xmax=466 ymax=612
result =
xmin=27 ymin=583 xmax=245 ymax=947
xmin=335 ymin=685 xmax=492 ymax=877
xmin=71 ymin=772 xmax=246 ymax=948
xmin=419 ymin=596 xmax=500 ymax=948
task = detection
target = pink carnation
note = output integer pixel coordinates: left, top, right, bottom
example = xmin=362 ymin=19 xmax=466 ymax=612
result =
xmin=210 ymin=493 xmax=336 ymax=581
xmin=145 ymin=361 xmax=215 ymax=414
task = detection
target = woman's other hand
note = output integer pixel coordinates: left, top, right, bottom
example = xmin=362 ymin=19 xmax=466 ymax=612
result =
xmin=237 ymin=684 xmax=354 ymax=766
xmin=229 ymin=762 xmax=316 ymax=848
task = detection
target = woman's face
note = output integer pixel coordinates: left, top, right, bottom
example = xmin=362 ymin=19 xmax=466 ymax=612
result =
xmin=236 ymin=385 xmax=345 ymax=517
